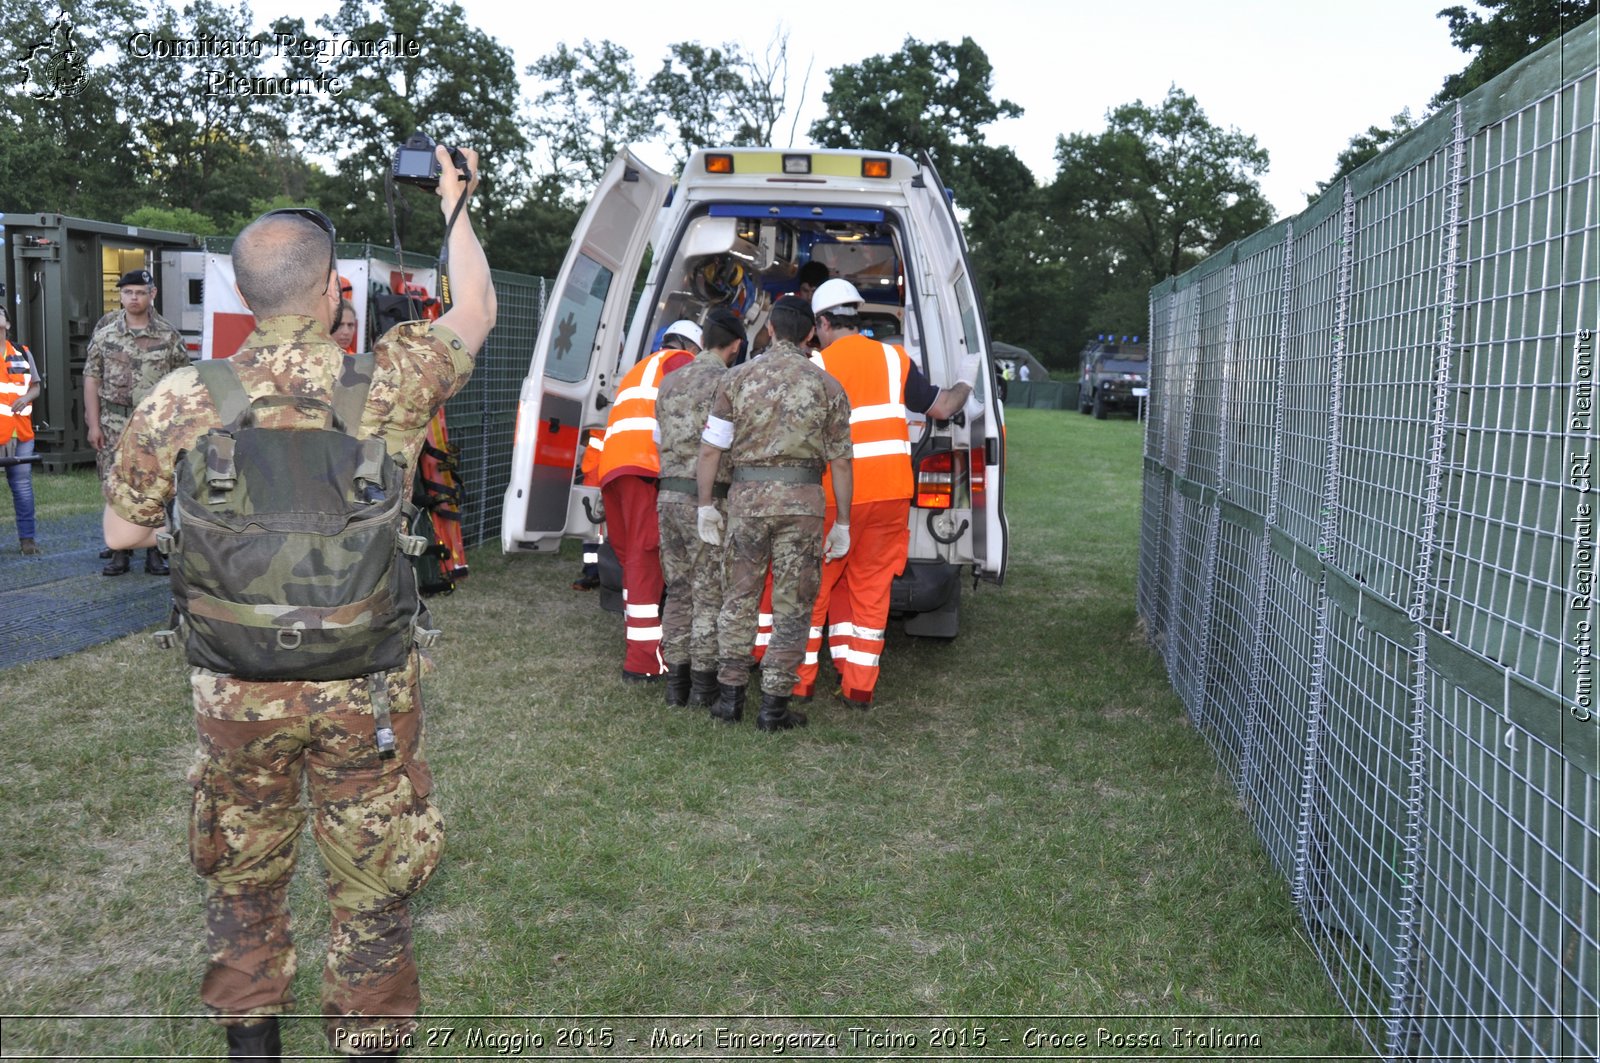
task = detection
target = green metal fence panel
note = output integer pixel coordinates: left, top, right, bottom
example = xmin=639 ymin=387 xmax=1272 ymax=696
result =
xmin=1222 ymin=231 xmax=1287 ymax=519
xmin=1200 ymin=516 xmax=1262 ymax=779
xmin=1137 ymin=459 xmax=1171 ymax=645
xmin=1248 ymin=545 xmax=1319 ymax=879
xmin=1314 ymin=591 xmax=1417 ymax=1054
xmin=1139 ymin=17 xmax=1599 ymax=1059
xmin=1420 ymin=663 xmax=1598 ymax=1061
xmin=1337 ymin=136 xmax=1453 ymax=610
xmin=443 ymin=270 xmax=547 ymax=550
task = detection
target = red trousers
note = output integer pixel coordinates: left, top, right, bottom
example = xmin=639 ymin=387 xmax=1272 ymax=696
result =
xmin=601 ymin=475 xmax=666 ymax=676
xmin=793 ymin=498 xmax=909 ymax=702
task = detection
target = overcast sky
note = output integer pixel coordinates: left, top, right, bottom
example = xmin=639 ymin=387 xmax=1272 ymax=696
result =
xmin=260 ymin=0 xmax=1472 ymax=219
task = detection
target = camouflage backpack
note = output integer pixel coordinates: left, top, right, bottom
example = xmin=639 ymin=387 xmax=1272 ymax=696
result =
xmin=156 ymin=353 xmax=436 ymax=687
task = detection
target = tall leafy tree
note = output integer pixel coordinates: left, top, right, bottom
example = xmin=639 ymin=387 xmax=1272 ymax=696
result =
xmin=1434 ymin=0 xmax=1592 ymax=104
xmin=279 ymin=0 xmax=532 ymax=254
xmin=1052 ymin=86 xmax=1272 ymax=282
xmin=526 ymin=39 xmax=658 ymax=188
xmin=1048 ymin=86 xmax=1272 ymax=342
xmin=809 ymin=35 xmax=1023 ymax=214
xmin=106 ymin=1 xmax=295 ymax=226
xmin=645 ymin=33 xmax=794 ymax=166
xmin=0 ymin=1 xmax=142 ymax=218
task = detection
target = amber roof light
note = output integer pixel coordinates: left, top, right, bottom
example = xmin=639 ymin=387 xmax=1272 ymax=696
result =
xmin=861 ymin=158 xmax=891 ymax=179
xmin=705 ymin=153 xmax=734 ymax=174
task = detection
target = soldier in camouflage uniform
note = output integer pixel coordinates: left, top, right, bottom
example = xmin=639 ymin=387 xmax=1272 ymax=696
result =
xmin=102 ymin=146 xmax=496 ymax=1061
xmin=695 ymin=296 xmax=853 ymax=732
xmin=656 ymin=307 xmax=745 ymax=709
xmin=85 ymin=268 xmax=190 ymax=575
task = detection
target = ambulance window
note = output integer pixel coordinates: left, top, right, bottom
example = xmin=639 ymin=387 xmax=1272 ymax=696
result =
xmin=954 ymin=277 xmax=988 ymax=400
xmin=545 ymin=253 xmax=613 ymax=384
xmin=955 ymin=275 xmax=982 ymax=353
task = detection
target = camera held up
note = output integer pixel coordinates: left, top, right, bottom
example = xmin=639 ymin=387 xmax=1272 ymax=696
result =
xmin=391 ymin=131 xmax=471 ymax=193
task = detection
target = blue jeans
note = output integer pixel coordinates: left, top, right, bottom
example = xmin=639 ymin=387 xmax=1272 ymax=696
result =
xmin=6 ymin=437 xmax=35 ymax=541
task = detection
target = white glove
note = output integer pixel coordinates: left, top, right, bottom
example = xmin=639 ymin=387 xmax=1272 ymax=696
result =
xmin=697 ymin=505 xmax=724 ymax=546
xmin=823 ymin=522 xmax=850 ymax=561
xmin=962 ymin=391 xmax=986 ymax=420
xmin=957 ymin=352 xmax=983 ymax=387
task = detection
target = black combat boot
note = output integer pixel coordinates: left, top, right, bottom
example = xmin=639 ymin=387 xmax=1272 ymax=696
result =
xmin=144 ymin=546 xmax=169 ymax=575
xmin=688 ymin=669 xmax=720 ymax=707
xmin=710 ymin=680 xmax=746 ymax=723
xmin=101 ymin=549 xmax=131 ymax=576
xmin=756 ymin=693 xmax=808 ymax=732
xmin=663 ymin=662 xmax=692 ymax=706
xmin=225 ymin=1016 xmax=281 ymax=1060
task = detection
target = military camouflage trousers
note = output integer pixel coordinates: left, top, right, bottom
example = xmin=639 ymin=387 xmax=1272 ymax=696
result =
xmin=717 ymin=510 xmax=823 ymax=695
xmin=95 ymin=404 xmax=132 ymax=480
xmin=188 ymin=704 xmax=443 ymax=1054
xmin=658 ymin=496 xmax=725 ymax=670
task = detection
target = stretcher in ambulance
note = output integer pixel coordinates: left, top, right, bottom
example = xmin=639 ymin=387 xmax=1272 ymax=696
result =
xmin=501 ymin=147 xmax=1008 ymax=636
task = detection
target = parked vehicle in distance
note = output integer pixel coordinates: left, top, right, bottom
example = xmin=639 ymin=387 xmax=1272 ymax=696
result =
xmin=1077 ymin=337 xmax=1148 ymax=419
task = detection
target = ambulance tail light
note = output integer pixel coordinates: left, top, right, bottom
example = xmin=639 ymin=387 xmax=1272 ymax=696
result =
xmin=915 ymin=450 xmax=956 ymax=509
xmin=970 ymin=444 xmax=986 ymax=507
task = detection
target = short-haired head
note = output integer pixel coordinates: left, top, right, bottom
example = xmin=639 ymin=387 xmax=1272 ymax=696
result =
xmin=701 ymin=306 xmax=746 ymax=353
xmin=232 ymin=211 xmax=336 ymax=319
xmin=768 ymin=297 xmax=813 ymax=345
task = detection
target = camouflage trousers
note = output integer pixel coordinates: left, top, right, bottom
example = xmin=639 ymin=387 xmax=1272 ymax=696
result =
xmin=95 ymin=403 xmax=132 ymax=480
xmin=658 ymin=496 xmax=725 ymax=671
xmin=188 ymin=704 xmax=443 ymax=1054
xmin=717 ymin=511 xmax=823 ymax=696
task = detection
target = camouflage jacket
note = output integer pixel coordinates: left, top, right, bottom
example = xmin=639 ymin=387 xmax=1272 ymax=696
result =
xmin=105 ymin=314 xmax=475 ymax=720
xmin=656 ymin=348 xmax=731 ymax=489
xmin=84 ymin=309 xmax=190 ymax=407
xmin=708 ymin=340 xmax=851 ymax=518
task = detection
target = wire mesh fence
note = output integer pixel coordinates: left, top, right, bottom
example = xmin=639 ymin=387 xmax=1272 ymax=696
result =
xmin=443 ymin=269 xmax=548 ymax=550
xmin=1140 ymin=19 xmax=1599 ymax=1060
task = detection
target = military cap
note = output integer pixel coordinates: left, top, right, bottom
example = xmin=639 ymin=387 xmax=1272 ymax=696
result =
xmin=772 ymin=295 xmax=811 ymax=317
xmin=118 ymin=269 xmax=154 ymax=287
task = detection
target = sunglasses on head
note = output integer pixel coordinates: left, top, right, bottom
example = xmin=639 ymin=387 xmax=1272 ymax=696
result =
xmin=259 ymin=207 xmax=338 ymax=291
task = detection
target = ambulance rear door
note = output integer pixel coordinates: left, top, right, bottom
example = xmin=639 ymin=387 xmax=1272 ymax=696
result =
xmin=502 ymin=150 xmax=670 ymax=552
xmin=903 ymin=154 xmax=1009 ymax=585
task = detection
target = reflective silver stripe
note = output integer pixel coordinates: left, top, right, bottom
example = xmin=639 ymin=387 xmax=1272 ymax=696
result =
xmin=854 ymin=626 xmax=886 ymax=642
xmin=838 ymin=647 xmax=881 ymax=667
xmin=617 ymin=384 xmax=660 ymax=404
xmin=754 ymin=632 xmax=772 ymax=647
xmin=607 ymin=416 xmax=658 ymax=437
xmin=851 ymin=402 xmax=909 ymax=424
xmin=803 ymin=651 xmax=819 ymax=664
xmin=625 ymin=602 xmax=660 ymax=619
xmin=827 ymin=622 xmax=854 ymax=638
xmin=854 ymin=439 xmax=912 ymax=459
xmin=626 ymin=625 xmax=664 ymax=641
xmin=880 ymin=342 xmax=903 ymax=405
xmin=758 ymin=612 xmax=774 ymax=625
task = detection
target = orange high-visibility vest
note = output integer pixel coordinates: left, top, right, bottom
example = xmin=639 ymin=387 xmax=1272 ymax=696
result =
xmin=814 ymin=333 xmax=913 ymax=503
xmin=1 ymin=342 xmax=36 ymax=444
xmin=597 ymin=349 xmax=677 ymax=485
xmin=579 ymin=428 xmax=605 ymax=484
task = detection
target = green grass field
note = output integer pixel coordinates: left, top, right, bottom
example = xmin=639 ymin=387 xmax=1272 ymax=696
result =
xmin=0 ymin=409 xmax=1368 ymax=1059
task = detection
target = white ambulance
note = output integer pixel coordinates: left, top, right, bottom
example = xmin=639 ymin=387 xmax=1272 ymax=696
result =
xmin=501 ymin=147 xmax=1008 ymax=636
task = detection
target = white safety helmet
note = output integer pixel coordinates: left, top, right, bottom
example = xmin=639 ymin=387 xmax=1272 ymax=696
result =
xmin=663 ymin=319 xmax=703 ymax=348
xmin=811 ymin=278 xmax=863 ymax=318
